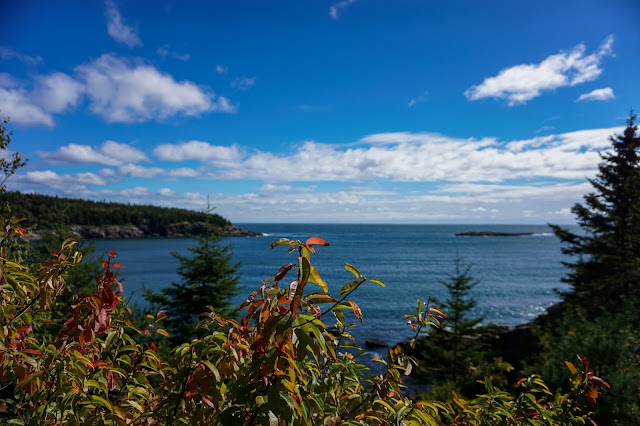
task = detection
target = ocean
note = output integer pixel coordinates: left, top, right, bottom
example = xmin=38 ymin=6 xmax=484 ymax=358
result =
xmin=92 ymin=224 xmax=573 ymax=347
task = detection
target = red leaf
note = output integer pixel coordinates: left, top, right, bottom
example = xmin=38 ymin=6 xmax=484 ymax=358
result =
xmin=102 ymin=261 xmax=109 ymax=269
xmin=305 ymin=237 xmax=329 ymax=247
xmin=22 ymin=349 xmax=42 ymax=357
xmin=93 ymin=360 xmax=109 ymax=368
xmin=273 ymin=263 xmax=295 ymax=283
xmin=577 ymin=354 xmax=590 ymax=372
xmin=313 ymin=306 xmax=322 ymax=319
xmin=348 ymin=300 xmax=363 ymax=322
xmin=112 ymin=262 xmax=123 ymax=268
xmin=15 ymin=227 xmax=27 ymax=237
xmin=109 ymin=250 xmax=117 ymax=258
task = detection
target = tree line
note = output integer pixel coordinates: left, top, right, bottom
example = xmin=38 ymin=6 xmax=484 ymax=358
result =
xmin=0 ymin=191 xmax=231 ymax=233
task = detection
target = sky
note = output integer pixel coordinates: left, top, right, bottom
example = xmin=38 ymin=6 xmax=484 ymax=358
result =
xmin=1 ymin=0 xmax=639 ymax=224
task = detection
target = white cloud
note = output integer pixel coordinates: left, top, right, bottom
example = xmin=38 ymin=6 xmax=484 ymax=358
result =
xmin=105 ymin=0 xmax=142 ymax=48
xmin=157 ymin=126 xmax=620 ymax=185
xmin=261 ymin=183 xmax=292 ymax=192
xmin=216 ymin=65 xmax=229 ymax=74
xmin=154 ymin=141 xmax=244 ymax=166
xmin=17 ymin=170 xmax=108 ymax=193
xmin=156 ymin=44 xmax=190 ymax=61
xmin=34 ymin=73 xmax=84 ymax=113
xmin=0 ymin=79 xmax=54 ymax=127
xmin=168 ymin=167 xmax=199 ymax=177
xmin=576 ymin=87 xmax=615 ymax=102
xmin=39 ymin=140 xmax=149 ymax=166
xmin=329 ymin=0 xmax=358 ymax=20
xmin=76 ymin=54 xmax=235 ymax=123
xmin=118 ymin=163 xmax=163 ymax=178
xmin=465 ymin=35 xmax=614 ymax=105
xmin=231 ymin=76 xmax=256 ymax=91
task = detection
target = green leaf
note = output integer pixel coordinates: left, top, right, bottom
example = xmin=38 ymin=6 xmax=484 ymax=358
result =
xmin=308 ymin=266 xmax=328 ymax=293
xmin=91 ymin=395 xmax=113 ymax=412
xmin=369 ymin=278 xmax=385 ymax=287
xmin=340 ymin=280 xmax=361 ymax=296
xmin=202 ymin=360 xmax=222 ymax=382
xmin=270 ymin=238 xmax=292 ymax=249
xmin=344 ymin=263 xmax=361 ymax=278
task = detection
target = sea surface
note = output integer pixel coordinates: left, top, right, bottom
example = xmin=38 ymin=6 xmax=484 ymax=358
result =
xmin=93 ymin=224 xmax=574 ymax=347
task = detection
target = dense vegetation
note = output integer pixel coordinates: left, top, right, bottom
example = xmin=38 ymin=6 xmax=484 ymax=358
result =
xmin=530 ymin=112 xmax=640 ymax=424
xmin=0 ymin=191 xmax=230 ymax=233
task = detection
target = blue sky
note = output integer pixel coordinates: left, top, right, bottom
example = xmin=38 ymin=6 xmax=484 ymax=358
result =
xmin=1 ymin=0 xmax=639 ymax=223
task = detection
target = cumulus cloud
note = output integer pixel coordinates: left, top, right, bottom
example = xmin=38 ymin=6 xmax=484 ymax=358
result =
xmin=154 ymin=141 xmax=244 ymax=166
xmin=576 ymin=87 xmax=615 ymax=102
xmin=154 ymin=126 xmax=621 ymax=185
xmin=34 ymin=73 xmax=84 ymax=113
xmin=39 ymin=140 xmax=149 ymax=166
xmin=0 ymin=76 xmax=54 ymax=126
xmin=231 ymin=77 xmax=256 ymax=91
xmin=465 ymin=35 xmax=614 ymax=105
xmin=329 ymin=0 xmax=358 ymax=20
xmin=75 ymin=54 xmax=235 ymax=123
xmin=16 ymin=170 xmax=108 ymax=193
xmin=261 ymin=183 xmax=292 ymax=192
xmin=118 ymin=163 xmax=163 ymax=178
xmin=105 ymin=0 xmax=142 ymax=48
xmin=168 ymin=167 xmax=199 ymax=177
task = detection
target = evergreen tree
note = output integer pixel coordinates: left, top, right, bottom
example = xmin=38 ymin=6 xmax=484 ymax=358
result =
xmin=415 ymin=256 xmax=501 ymax=399
xmin=550 ymin=111 xmax=640 ymax=310
xmin=145 ymin=211 xmax=240 ymax=343
xmin=433 ymin=256 xmax=485 ymax=384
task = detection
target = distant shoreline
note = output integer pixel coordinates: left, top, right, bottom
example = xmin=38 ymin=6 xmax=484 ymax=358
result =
xmin=26 ymin=223 xmax=262 ymax=240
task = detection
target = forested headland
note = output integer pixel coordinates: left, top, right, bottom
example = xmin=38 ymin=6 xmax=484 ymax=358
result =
xmin=0 ymin=191 xmax=260 ymax=238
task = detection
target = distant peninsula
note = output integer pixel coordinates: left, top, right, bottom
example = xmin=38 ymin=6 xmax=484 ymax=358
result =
xmin=1 ymin=191 xmax=261 ymax=239
xmin=455 ymin=231 xmax=534 ymax=237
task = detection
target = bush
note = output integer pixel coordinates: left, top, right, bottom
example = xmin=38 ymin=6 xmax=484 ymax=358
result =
xmin=0 ymin=228 xmax=608 ymax=424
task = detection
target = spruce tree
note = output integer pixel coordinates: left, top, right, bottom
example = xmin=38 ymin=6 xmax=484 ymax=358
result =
xmin=145 ymin=210 xmax=240 ymax=343
xmin=550 ymin=111 xmax=640 ymax=310
xmin=433 ymin=256 xmax=485 ymax=384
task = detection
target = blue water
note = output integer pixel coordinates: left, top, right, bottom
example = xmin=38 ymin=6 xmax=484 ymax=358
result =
xmin=92 ymin=224 xmax=572 ymax=347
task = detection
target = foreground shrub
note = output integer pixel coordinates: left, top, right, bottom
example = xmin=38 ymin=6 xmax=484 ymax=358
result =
xmin=0 ymin=227 xmax=608 ymax=424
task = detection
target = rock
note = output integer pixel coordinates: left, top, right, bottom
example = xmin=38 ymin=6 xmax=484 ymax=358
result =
xmin=59 ymin=223 xmax=261 ymax=239
xmin=455 ymin=231 xmax=534 ymax=237
xmin=365 ymin=339 xmax=389 ymax=348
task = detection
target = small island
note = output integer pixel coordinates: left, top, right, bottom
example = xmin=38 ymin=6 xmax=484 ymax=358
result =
xmin=455 ymin=231 xmax=534 ymax=237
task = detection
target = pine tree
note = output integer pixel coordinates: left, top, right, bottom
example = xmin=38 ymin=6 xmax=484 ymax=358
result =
xmin=145 ymin=208 xmax=240 ymax=343
xmin=550 ymin=111 xmax=640 ymax=310
xmin=433 ymin=256 xmax=485 ymax=384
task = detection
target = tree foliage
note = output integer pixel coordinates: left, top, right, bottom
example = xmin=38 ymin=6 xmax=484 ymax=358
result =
xmin=144 ymin=222 xmax=240 ymax=343
xmin=0 ymin=115 xmax=28 ymax=194
xmin=550 ymin=111 xmax=640 ymax=310
xmin=0 ymin=191 xmax=230 ymax=234
xmin=531 ymin=111 xmax=640 ymax=424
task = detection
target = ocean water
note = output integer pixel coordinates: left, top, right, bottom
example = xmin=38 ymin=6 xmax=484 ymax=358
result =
xmin=92 ymin=224 xmax=573 ymax=346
